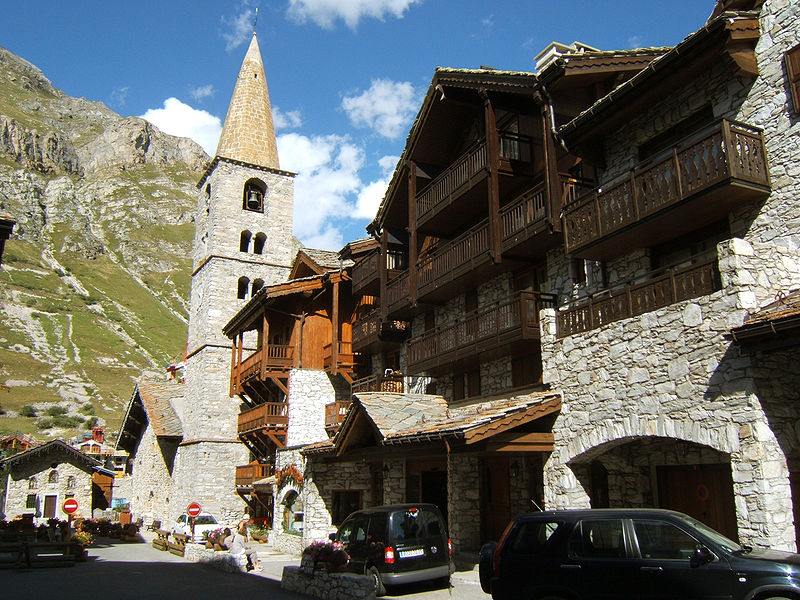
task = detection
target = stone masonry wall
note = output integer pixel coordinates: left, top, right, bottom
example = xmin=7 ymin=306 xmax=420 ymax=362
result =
xmin=447 ymin=454 xmax=480 ymax=553
xmin=4 ymin=459 xmax=93 ymax=524
xmin=287 ymin=369 xmax=340 ymax=447
xmin=129 ymin=422 xmax=176 ymax=525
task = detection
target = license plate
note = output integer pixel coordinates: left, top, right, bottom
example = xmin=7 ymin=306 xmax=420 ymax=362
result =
xmin=399 ymin=548 xmax=425 ymax=559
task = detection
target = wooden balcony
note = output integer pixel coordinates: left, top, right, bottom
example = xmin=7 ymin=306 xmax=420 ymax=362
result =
xmin=351 ymin=248 xmax=407 ymax=297
xmin=324 ymin=401 xmax=351 ymax=435
xmin=323 ymin=341 xmax=364 ymax=379
xmin=352 ymin=310 xmax=410 ymax=352
xmin=235 ymin=345 xmax=294 ymax=385
xmin=556 ymin=258 xmax=721 ymax=337
xmin=235 ymin=462 xmax=275 ymax=487
xmin=415 ymin=134 xmax=533 ymax=235
xmin=385 ymin=271 xmax=411 ymax=317
xmin=350 ymin=372 xmax=405 ymax=395
xmin=563 ymin=119 xmax=770 ymax=260
xmin=237 ymin=402 xmax=289 ymax=436
xmin=407 ymin=291 xmax=555 ymax=373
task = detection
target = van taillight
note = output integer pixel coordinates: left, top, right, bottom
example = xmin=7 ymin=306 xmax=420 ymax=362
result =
xmin=385 ymin=546 xmax=395 ymax=564
xmin=493 ymin=522 xmax=514 ymax=575
xmin=448 ymin=538 xmax=453 ymax=555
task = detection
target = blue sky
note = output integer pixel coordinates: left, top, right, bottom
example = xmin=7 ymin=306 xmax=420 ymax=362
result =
xmin=3 ymin=0 xmax=713 ymax=250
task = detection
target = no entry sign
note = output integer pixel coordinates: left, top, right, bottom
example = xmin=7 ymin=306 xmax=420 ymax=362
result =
xmin=186 ymin=502 xmax=202 ymax=517
xmin=62 ymin=498 xmax=79 ymax=515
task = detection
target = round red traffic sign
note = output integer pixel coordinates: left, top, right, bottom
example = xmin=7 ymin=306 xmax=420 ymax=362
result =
xmin=62 ymin=498 xmax=79 ymax=515
xmin=186 ymin=502 xmax=202 ymax=517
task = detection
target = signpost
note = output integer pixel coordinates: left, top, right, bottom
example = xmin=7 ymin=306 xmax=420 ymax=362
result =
xmin=186 ymin=502 xmax=201 ymax=542
xmin=63 ymin=498 xmax=79 ymax=532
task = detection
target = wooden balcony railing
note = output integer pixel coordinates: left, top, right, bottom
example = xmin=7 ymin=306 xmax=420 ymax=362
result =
xmin=417 ymin=220 xmax=490 ymax=296
xmin=352 ymin=249 xmax=408 ymax=296
xmin=407 ymin=291 xmax=555 ymax=370
xmin=324 ymin=401 xmax=351 ymax=431
xmin=350 ymin=372 xmax=405 ymax=395
xmin=385 ymin=271 xmax=410 ymax=316
xmin=237 ymin=402 xmax=289 ymax=435
xmin=235 ymin=462 xmax=275 ymax=487
xmin=556 ymin=258 xmax=721 ymax=337
xmin=323 ymin=340 xmax=362 ymax=372
xmin=563 ymin=119 xmax=769 ymax=256
xmin=352 ymin=310 xmax=410 ymax=350
xmin=238 ymin=344 xmax=294 ymax=383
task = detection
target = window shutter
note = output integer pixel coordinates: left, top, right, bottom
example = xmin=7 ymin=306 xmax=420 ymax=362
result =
xmin=787 ymin=44 xmax=800 ymax=115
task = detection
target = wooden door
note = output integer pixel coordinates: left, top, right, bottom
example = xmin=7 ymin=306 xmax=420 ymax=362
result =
xmin=44 ymin=495 xmax=57 ymax=519
xmin=657 ymin=463 xmax=737 ymax=540
xmin=482 ymin=456 xmax=511 ymax=542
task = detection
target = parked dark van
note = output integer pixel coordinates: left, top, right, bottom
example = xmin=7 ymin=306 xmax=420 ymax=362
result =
xmin=480 ymin=508 xmax=800 ymax=600
xmin=330 ymin=503 xmax=452 ymax=595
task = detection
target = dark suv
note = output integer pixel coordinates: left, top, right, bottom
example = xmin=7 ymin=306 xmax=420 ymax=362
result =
xmin=331 ymin=503 xmax=452 ymax=595
xmin=480 ymin=508 xmax=800 ymax=600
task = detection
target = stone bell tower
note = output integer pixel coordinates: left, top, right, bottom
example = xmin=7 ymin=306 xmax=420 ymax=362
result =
xmin=171 ymin=32 xmax=296 ymax=521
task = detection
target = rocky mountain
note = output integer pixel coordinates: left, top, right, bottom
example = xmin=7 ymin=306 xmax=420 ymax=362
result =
xmin=0 ymin=45 xmax=208 ymax=444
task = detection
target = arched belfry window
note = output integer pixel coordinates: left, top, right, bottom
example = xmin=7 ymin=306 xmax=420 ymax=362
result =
xmin=252 ymin=279 xmax=264 ymax=296
xmin=48 ymin=470 xmax=59 ymax=484
xmin=243 ymin=179 xmax=267 ymax=213
xmin=240 ymin=231 xmax=252 ymax=253
xmin=237 ymin=277 xmax=250 ymax=300
xmin=253 ymin=233 xmax=267 ymax=255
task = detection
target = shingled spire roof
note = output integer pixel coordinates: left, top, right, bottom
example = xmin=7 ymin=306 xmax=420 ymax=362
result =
xmin=215 ymin=32 xmax=280 ymax=169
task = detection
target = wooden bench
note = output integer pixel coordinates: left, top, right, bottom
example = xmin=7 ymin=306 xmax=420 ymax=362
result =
xmin=152 ymin=529 xmax=170 ymax=551
xmin=168 ymin=533 xmax=190 ymax=557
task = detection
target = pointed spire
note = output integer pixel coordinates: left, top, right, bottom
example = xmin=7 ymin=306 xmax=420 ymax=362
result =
xmin=215 ymin=33 xmax=280 ymax=169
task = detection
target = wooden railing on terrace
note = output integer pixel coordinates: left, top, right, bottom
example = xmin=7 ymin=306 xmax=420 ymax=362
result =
xmin=352 ymin=310 xmax=409 ymax=348
xmin=407 ymin=291 xmax=556 ymax=369
xmin=323 ymin=340 xmax=362 ymax=372
xmin=324 ymin=401 xmax=351 ymax=431
xmin=563 ymin=119 xmax=769 ymax=254
xmin=556 ymin=258 xmax=721 ymax=337
xmin=238 ymin=344 xmax=294 ymax=382
xmin=237 ymin=402 xmax=289 ymax=435
xmin=350 ymin=372 xmax=405 ymax=395
xmin=235 ymin=462 xmax=275 ymax=487
xmin=415 ymin=133 xmax=533 ymax=226
xmin=385 ymin=272 xmax=410 ymax=315
xmin=417 ymin=220 xmax=490 ymax=294
xmin=352 ymin=249 xmax=408 ymax=295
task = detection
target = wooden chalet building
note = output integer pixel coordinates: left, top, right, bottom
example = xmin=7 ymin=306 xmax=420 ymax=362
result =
xmin=222 ymin=247 xmax=363 ymax=542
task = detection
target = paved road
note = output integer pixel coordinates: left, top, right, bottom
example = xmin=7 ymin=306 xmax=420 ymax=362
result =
xmin=0 ymin=532 xmax=487 ymax=600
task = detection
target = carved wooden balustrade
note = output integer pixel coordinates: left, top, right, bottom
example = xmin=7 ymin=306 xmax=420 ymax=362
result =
xmin=563 ymin=119 xmax=769 ymax=256
xmin=352 ymin=309 xmax=410 ymax=351
xmin=324 ymin=401 xmax=351 ymax=433
xmin=237 ymin=402 xmax=289 ymax=435
xmin=352 ymin=248 xmax=408 ymax=296
xmin=235 ymin=462 xmax=275 ymax=487
xmin=407 ymin=291 xmax=556 ymax=371
xmin=237 ymin=345 xmax=294 ymax=383
xmin=385 ymin=271 xmax=410 ymax=316
xmin=556 ymin=258 xmax=721 ymax=337
xmin=350 ymin=372 xmax=405 ymax=395
xmin=323 ymin=340 xmax=363 ymax=374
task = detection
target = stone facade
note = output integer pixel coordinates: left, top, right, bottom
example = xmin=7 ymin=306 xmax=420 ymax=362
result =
xmin=287 ymin=370 xmax=348 ymax=447
xmin=128 ymin=422 xmax=176 ymax=524
xmin=3 ymin=458 xmax=93 ymax=523
xmin=281 ymin=566 xmax=375 ymax=600
xmin=541 ymin=0 xmax=800 ymax=551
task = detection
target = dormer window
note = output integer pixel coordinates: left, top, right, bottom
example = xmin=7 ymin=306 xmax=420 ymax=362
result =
xmin=243 ymin=179 xmax=267 ymax=213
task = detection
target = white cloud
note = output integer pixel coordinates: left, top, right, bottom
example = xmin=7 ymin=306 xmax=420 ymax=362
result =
xmin=221 ymin=5 xmax=256 ymax=51
xmin=140 ymin=98 xmax=222 ymax=156
xmin=189 ymin=84 xmax=215 ymax=102
xmin=287 ymin=0 xmax=422 ymax=30
xmin=354 ymin=154 xmax=397 ymax=219
xmin=110 ymin=86 xmax=129 ymax=107
xmin=628 ymin=35 xmax=644 ymax=48
xmin=341 ymin=79 xmax=418 ymax=139
xmin=273 ymin=106 xmax=303 ymax=130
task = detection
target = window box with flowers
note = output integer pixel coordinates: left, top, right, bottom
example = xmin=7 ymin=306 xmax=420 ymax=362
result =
xmin=301 ymin=540 xmax=350 ymax=574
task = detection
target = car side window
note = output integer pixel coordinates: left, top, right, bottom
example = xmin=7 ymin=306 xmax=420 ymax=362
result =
xmin=509 ymin=521 xmax=561 ymax=555
xmin=339 ymin=519 xmax=355 ymax=543
xmin=633 ymin=520 xmax=698 ymax=560
xmin=569 ymin=519 xmax=625 ymax=558
xmin=354 ymin=518 xmax=368 ymax=543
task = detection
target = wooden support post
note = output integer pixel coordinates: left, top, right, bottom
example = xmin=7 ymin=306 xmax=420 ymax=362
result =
xmin=408 ymin=161 xmax=418 ymax=306
xmin=542 ymin=102 xmax=562 ymax=233
xmin=229 ymin=338 xmax=237 ymax=397
xmin=380 ymin=228 xmax=388 ymax=320
xmin=331 ymin=278 xmax=340 ymax=375
xmin=260 ymin=313 xmax=269 ymax=379
xmin=483 ymin=91 xmax=502 ymax=263
xmin=236 ymin=332 xmax=244 ymax=393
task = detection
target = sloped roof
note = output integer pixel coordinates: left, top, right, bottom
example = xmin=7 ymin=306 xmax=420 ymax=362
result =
xmin=0 ymin=439 xmax=114 ymax=476
xmin=116 ymin=379 xmax=184 ymax=453
xmin=304 ymin=389 xmax=561 ymax=455
xmin=729 ymin=290 xmax=800 ymax=350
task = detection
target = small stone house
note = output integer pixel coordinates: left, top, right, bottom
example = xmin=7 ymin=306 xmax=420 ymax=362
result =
xmin=0 ymin=439 xmax=114 ymax=523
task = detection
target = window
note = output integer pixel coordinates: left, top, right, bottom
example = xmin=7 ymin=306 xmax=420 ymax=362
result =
xmin=650 ymin=220 xmax=729 ymax=271
xmin=253 ymin=233 xmax=267 ymax=255
xmin=453 ymin=374 xmax=465 ymax=401
xmin=512 ymin=351 xmax=543 ymax=388
xmin=633 ymin=520 xmax=698 ymax=560
xmin=28 ymin=477 xmax=37 ymax=490
xmin=240 ymin=230 xmax=252 ymax=253
xmin=570 ymin=258 xmax=587 ymax=285
xmin=509 ymin=521 xmax=561 ymax=555
xmin=570 ymin=519 xmax=625 ymax=558
xmin=48 ymin=470 xmax=59 ymax=484
xmin=467 ymin=369 xmax=481 ymax=397
xmin=332 ymin=490 xmax=362 ymax=526
xmin=251 ymin=279 xmax=264 ymax=296
xmin=638 ymin=106 xmax=714 ymax=161
xmin=243 ymin=179 xmax=266 ymax=212
xmin=589 ymin=461 xmax=610 ymax=508
xmin=66 ymin=476 xmax=76 ymax=490
xmin=26 ymin=494 xmax=37 ymax=509
xmin=786 ymin=44 xmax=800 ymax=115
xmin=237 ymin=276 xmax=250 ymax=300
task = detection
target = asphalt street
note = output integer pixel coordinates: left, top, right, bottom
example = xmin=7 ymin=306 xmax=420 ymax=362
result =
xmin=0 ymin=531 xmax=487 ymax=600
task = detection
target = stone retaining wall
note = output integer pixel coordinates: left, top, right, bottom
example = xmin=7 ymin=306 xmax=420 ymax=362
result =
xmin=281 ymin=565 xmax=375 ymax=600
xmin=184 ymin=543 xmax=247 ymax=573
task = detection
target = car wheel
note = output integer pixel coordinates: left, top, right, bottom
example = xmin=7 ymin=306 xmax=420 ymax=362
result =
xmin=367 ymin=566 xmax=386 ymax=596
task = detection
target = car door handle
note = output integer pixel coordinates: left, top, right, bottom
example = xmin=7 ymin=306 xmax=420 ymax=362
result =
xmin=640 ymin=566 xmax=664 ymax=573
xmin=560 ymin=564 xmax=581 ymax=570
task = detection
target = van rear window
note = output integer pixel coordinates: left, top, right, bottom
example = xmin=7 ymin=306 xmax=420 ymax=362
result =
xmin=391 ymin=510 xmax=422 ymax=541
